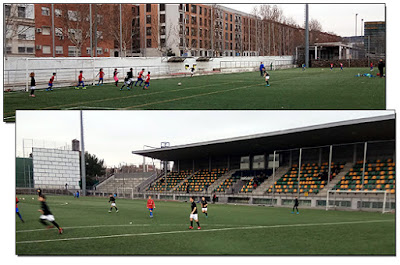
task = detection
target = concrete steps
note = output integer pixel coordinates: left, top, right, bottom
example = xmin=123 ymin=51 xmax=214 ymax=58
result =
xmin=319 ymin=162 xmax=354 ymax=196
xmin=171 ymin=171 xmax=198 ymax=192
xmin=207 ymin=169 xmax=238 ymax=193
xmin=253 ymin=166 xmax=290 ymax=195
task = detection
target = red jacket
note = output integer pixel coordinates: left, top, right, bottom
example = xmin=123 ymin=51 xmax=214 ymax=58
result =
xmin=147 ymin=199 xmax=155 ymax=209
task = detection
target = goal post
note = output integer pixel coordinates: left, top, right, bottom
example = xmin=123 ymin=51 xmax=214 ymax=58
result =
xmin=116 ymin=187 xmax=134 ymax=199
xmin=326 ymin=189 xmax=394 ymax=213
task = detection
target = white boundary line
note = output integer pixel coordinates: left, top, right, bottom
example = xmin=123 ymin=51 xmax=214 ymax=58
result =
xmin=16 ymin=219 xmax=393 ymax=244
xmin=16 ymin=223 xmax=233 ymax=233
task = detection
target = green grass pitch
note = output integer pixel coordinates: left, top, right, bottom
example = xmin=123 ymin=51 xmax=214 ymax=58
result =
xmin=16 ymin=195 xmax=395 ymax=255
xmin=4 ymin=67 xmax=385 ymax=121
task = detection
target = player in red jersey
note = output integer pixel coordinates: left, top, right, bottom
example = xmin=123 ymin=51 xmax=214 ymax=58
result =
xmin=147 ymin=196 xmax=156 ymax=218
xmin=143 ymin=72 xmax=150 ymax=90
xmin=330 ymin=63 xmax=333 ymax=70
xmin=75 ymin=70 xmax=86 ymax=89
xmin=16 ymin=197 xmax=24 ymax=223
xmin=134 ymin=68 xmax=145 ymax=87
xmin=47 ymin=72 xmax=56 ymax=91
xmin=96 ymin=68 xmax=105 ymax=86
xmin=370 ymin=62 xmax=374 ymax=71
xmin=340 ymin=63 xmax=343 ymax=71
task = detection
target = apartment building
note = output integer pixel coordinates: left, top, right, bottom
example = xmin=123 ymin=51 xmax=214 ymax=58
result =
xmin=4 ymin=4 xmax=36 ymax=57
xmin=7 ymin=3 xmax=341 ymax=58
xmin=34 ymin=4 xmax=114 ymax=57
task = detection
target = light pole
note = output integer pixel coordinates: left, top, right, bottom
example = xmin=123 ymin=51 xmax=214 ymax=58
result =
xmin=361 ymin=18 xmax=364 ymax=36
xmin=142 ymin=145 xmax=157 ymax=172
xmin=355 ymin=13 xmax=358 ymax=36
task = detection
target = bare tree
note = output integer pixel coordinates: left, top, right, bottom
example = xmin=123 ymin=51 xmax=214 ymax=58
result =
xmin=58 ymin=4 xmax=91 ymax=56
xmin=4 ymin=4 xmax=35 ymax=57
xmin=309 ymin=18 xmax=323 ymax=32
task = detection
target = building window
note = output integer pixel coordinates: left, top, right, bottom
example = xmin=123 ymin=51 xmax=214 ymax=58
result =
xmin=42 ymin=7 xmax=50 ymax=16
xmin=146 ymin=4 xmax=151 ymax=12
xmin=204 ymin=8 xmax=207 ymax=16
xmin=161 ymin=38 xmax=166 ymax=47
xmin=191 ymin=16 xmax=196 ymax=25
xmin=230 ymin=14 xmax=233 ymax=22
xmin=6 ymin=46 xmax=12 ymax=54
xmin=200 ymin=40 xmax=203 ymax=48
xmin=42 ymin=27 xmax=51 ymax=36
xmin=146 ymin=27 xmax=151 ymax=36
xmin=56 ymin=46 xmax=63 ymax=54
xmin=160 ymin=26 xmax=166 ymax=35
xmin=55 ymin=9 xmax=62 ymax=17
xmin=191 ymin=39 xmax=197 ymax=47
xmin=146 ymin=15 xmax=151 ymax=24
xmin=191 ymin=4 xmax=196 ymax=13
xmin=55 ymin=27 xmax=63 ymax=37
xmin=42 ymin=45 xmax=51 ymax=54
xmin=225 ymin=13 xmax=228 ymax=20
xmin=86 ymin=47 xmax=91 ymax=54
xmin=26 ymin=46 xmax=33 ymax=53
xmin=146 ymin=39 xmax=152 ymax=48
xmin=18 ymin=6 xmax=26 ymax=18
xmin=199 ymin=17 xmax=202 ymax=26
xmin=160 ymin=14 xmax=165 ymax=23
xmin=5 ymin=5 xmax=11 ymax=17
xmin=199 ymin=28 xmax=202 ymax=37
xmin=230 ymin=24 xmax=232 ymax=31
xmin=68 ymin=10 xmax=78 ymax=21
xmin=160 ymin=4 xmax=165 ymax=11
xmin=97 ymin=47 xmax=103 ymax=55
xmin=68 ymin=46 xmax=81 ymax=57
xmin=225 ymin=23 xmax=228 ymax=30
xmin=199 ymin=6 xmax=202 ymax=15
xmin=18 ymin=33 xmax=26 ymax=40
xmin=186 ymin=4 xmax=189 ymax=12
xmin=179 ymin=4 xmax=183 ymax=11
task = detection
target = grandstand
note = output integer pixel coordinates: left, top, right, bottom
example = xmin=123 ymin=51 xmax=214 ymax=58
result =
xmin=128 ymin=114 xmax=395 ymax=212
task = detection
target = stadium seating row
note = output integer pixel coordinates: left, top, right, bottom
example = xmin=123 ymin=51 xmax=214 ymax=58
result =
xmin=334 ymin=159 xmax=396 ymax=193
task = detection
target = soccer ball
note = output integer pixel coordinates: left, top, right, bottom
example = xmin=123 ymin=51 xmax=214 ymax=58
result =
xmin=65 ymin=202 xmax=68 ymax=205
xmin=178 ymin=82 xmax=182 ymax=86
xmin=129 ymin=222 xmax=133 ymax=224
xmin=32 ymin=197 xmax=34 ymax=200
xmin=22 ymin=198 xmax=25 ymax=200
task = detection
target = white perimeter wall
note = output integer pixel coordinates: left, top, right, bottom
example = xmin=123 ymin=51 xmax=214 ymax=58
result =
xmin=32 ymin=147 xmax=80 ymax=190
xmin=4 ymin=55 xmax=294 ymax=90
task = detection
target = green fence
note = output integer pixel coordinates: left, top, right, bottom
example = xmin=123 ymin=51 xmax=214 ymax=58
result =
xmin=16 ymin=157 xmax=33 ymax=188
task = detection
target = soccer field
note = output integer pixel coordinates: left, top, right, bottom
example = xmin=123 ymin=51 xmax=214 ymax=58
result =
xmin=15 ymin=195 xmax=395 ymax=255
xmin=4 ymin=67 xmax=385 ymax=121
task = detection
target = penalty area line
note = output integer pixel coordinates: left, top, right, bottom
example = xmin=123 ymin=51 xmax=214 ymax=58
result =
xmin=16 ymin=219 xmax=393 ymax=244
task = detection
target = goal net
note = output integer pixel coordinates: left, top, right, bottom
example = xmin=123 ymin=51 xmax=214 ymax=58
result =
xmin=326 ymin=189 xmax=395 ymax=214
xmin=116 ymin=187 xmax=134 ymax=200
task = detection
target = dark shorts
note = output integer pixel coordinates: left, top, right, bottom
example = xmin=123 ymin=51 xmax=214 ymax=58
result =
xmin=16 ymin=208 xmax=19 ymax=213
xmin=99 ymin=77 xmax=103 ymax=80
xmin=48 ymin=83 xmax=53 ymax=87
xmin=138 ymin=78 xmax=143 ymax=81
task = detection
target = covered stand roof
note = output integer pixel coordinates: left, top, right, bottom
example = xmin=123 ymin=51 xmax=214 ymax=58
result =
xmin=132 ymin=115 xmax=395 ymax=161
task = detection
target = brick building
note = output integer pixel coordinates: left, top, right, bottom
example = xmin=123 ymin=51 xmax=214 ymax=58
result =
xmin=34 ymin=4 xmax=114 ymax=57
xmin=10 ymin=3 xmax=341 ymax=58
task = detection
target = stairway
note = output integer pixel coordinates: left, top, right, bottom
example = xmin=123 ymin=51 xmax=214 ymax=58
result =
xmin=318 ymin=162 xmax=354 ymax=196
xmin=171 ymin=171 xmax=198 ymax=192
xmin=252 ymin=166 xmax=290 ymax=195
xmin=207 ymin=169 xmax=237 ymax=193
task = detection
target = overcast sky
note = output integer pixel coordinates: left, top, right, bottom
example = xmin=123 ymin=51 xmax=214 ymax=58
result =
xmin=15 ymin=110 xmax=393 ymax=167
xmin=222 ymin=3 xmax=385 ymax=37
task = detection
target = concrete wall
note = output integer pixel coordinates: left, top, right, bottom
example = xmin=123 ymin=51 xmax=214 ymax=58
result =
xmin=4 ymin=55 xmax=294 ymax=90
xmin=32 ymin=147 xmax=80 ymax=189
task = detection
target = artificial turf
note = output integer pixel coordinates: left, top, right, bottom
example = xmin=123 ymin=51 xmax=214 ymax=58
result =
xmin=15 ymin=195 xmax=395 ymax=255
xmin=4 ymin=67 xmax=385 ymax=122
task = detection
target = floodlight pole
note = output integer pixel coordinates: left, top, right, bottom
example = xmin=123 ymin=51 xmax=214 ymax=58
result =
xmin=272 ymin=150 xmax=276 ymax=205
xmin=297 ymin=148 xmax=302 ymax=196
xmin=355 ymin=13 xmax=358 ymax=36
xmin=304 ymin=4 xmax=309 ymax=68
xmin=89 ymin=4 xmax=93 ymax=57
xmin=80 ymin=110 xmax=86 ymax=196
xmin=51 ymin=4 xmax=55 ymax=58
xmin=119 ymin=4 xmax=123 ymax=57
xmin=361 ymin=142 xmax=368 ymax=190
xmin=327 ymin=145 xmax=333 ymax=186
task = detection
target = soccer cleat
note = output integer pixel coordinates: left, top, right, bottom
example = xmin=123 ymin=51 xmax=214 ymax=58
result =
xmin=291 ymin=212 xmax=294 ymax=214
xmin=197 ymin=227 xmax=201 ymax=230
xmin=58 ymin=228 xmax=63 ymax=234
xmin=75 ymin=87 xmax=79 ymax=90
xmin=116 ymin=210 xmax=119 ymax=213
xmin=108 ymin=210 xmax=111 ymax=213
xmin=189 ymin=226 xmax=193 ymax=229
xmin=82 ymin=87 xmax=86 ymax=89
xmin=296 ymin=212 xmax=299 ymax=214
